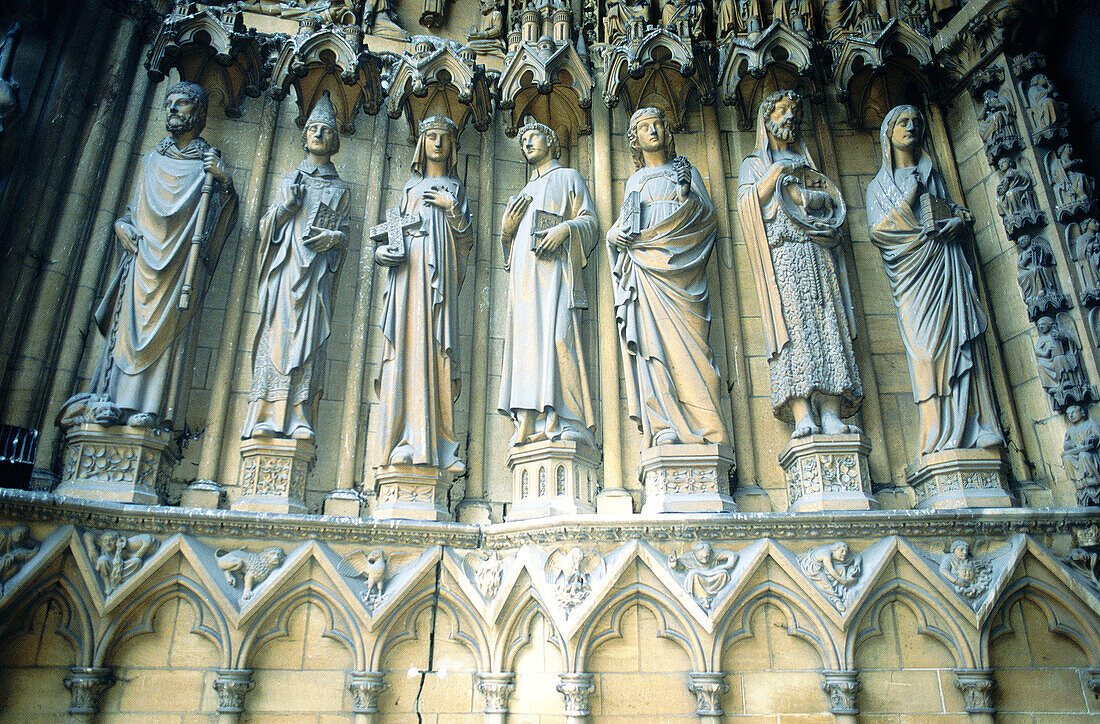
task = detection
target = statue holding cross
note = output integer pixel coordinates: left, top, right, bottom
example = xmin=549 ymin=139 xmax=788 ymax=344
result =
xmin=373 ymin=115 xmax=474 ymax=475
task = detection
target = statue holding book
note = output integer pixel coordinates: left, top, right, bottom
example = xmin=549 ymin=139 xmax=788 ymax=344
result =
xmin=243 ymin=92 xmax=350 ymax=440
xmin=498 ymin=122 xmax=598 ymax=447
xmin=866 ymin=105 xmax=1004 ymax=455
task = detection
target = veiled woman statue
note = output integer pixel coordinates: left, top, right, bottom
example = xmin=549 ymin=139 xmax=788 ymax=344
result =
xmin=866 ymin=105 xmax=1004 ymax=456
xmin=374 ymin=116 xmax=473 ymax=474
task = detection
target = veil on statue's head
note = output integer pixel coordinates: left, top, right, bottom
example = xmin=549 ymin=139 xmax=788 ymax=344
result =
xmin=878 ymin=104 xmax=930 ymax=175
xmin=753 ymin=89 xmax=815 ymax=170
xmin=412 ymin=115 xmax=461 ymax=176
xmin=869 ymin=104 xmax=936 ymax=217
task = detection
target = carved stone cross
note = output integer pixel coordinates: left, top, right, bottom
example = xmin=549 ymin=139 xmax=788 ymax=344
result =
xmin=369 ymin=206 xmax=419 ymax=256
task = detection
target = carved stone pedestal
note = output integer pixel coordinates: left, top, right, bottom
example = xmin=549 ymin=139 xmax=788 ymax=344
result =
xmin=507 ymin=440 xmax=599 ymax=521
xmin=780 ymin=434 xmax=879 ymax=512
xmin=181 ymin=479 xmax=224 ymax=509
xmin=233 ymin=438 xmax=313 ymax=514
xmin=56 ymin=424 xmax=174 ymax=505
xmin=323 ymin=488 xmax=362 ymax=517
xmin=639 ymin=444 xmax=736 ymax=514
xmin=372 ymin=464 xmax=452 ymax=521
xmin=908 ymin=449 xmax=1014 ymax=509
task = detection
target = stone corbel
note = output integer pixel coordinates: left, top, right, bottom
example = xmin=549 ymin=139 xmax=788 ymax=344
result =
xmin=688 ymin=672 xmax=729 ymax=722
xmin=477 ymin=672 xmax=515 ymax=722
xmin=953 ymin=668 xmax=996 ymax=722
xmin=717 ymin=23 xmax=814 ymax=131
xmin=556 ymin=672 xmax=595 ymax=722
xmin=213 ymin=668 xmax=254 ymax=724
xmin=1086 ymin=668 xmax=1099 ymax=699
xmin=64 ymin=666 xmax=114 ymax=724
xmin=820 ymin=669 xmax=861 ymax=723
xmin=348 ymin=671 xmax=387 ymax=723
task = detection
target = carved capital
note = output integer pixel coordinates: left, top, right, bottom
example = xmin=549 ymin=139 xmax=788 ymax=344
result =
xmin=821 ymin=670 xmax=861 ymax=715
xmin=64 ymin=667 xmax=114 ymax=717
xmin=954 ymin=668 xmax=996 ymax=714
xmin=688 ymin=672 xmax=729 ymax=717
xmin=348 ymin=671 xmax=387 ymax=714
xmin=214 ymin=668 xmax=254 ymax=714
xmin=556 ymin=673 xmax=595 ymax=717
xmin=477 ymin=672 xmax=515 ymax=714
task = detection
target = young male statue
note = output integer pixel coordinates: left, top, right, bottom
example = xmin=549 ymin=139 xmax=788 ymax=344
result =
xmin=497 ymin=122 xmax=598 ymax=448
xmin=737 ymin=89 xmax=863 ymax=440
xmin=866 ymin=105 xmax=1004 ymax=455
xmin=606 ymin=107 xmax=728 ymax=450
xmin=243 ymin=92 xmax=349 ymax=441
xmin=374 ymin=116 xmax=473 ymax=474
xmin=77 ymin=81 xmax=237 ymax=430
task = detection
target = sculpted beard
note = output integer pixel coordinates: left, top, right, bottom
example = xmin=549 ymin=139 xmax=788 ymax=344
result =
xmin=766 ymin=116 xmax=797 ymax=143
xmin=165 ymin=111 xmax=197 ymax=135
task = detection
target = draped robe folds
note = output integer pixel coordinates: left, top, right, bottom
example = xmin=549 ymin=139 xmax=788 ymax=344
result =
xmin=242 ymin=159 xmax=350 ymax=438
xmin=374 ymin=173 xmax=473 ymax=468
xmin=737 ymin=147 xmax=862 ymax=423
xmin=497 ymin=162 xmax=597 ymax=441
xmin=608 ymin=161 xmax=729 ymax=448
xmin=866 ymin=138 xmax=1004 ymax=455
xmin=92 ymin=137 xmax=237 ymax=427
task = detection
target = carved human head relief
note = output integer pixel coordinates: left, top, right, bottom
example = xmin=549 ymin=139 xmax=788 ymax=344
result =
xmin=413 ymin=115 xmax=460 ymax=176
xmin=764 ymin=91 xmax=801 ymax=144
xmin=302 ymin=91 xmax=340 ymax=158
xmin=518 ymin=121 xmax=559 ymax=165
xmin=627 ymin=106 xmax=677 ymax=169
xmin=163 ymin=81 xmax=208 ymax=139
xmin=1068 ymin=404 xmax=1085 ymax=423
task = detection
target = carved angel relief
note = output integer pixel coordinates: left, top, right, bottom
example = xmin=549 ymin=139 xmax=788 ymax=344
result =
xmin=798 ymin=540 xmax=861 ymax=611
xmin=337 ymin=549 xmax=411 ymax=608
xmin=466 ymin=550 xmax=505 ymax=600
xmin=938 ymin=540 xmax=992 ymax=603
xmin=546 ymin=547 xmax=601 ymax=613
xmin=667 ymin=542 xmax=738 ymax=611
xmin=87 ymin=531 xmax=157 ymax=595
xmin=216 ymin=545 xmax=286 ymax=601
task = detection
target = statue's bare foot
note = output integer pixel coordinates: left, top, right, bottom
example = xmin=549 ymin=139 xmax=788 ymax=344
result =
xmin=821 ymin=414 xmax=858 ymax=436
xmin=126 ymin=412 xmax=157 ymax=428
xmin=653 ymin=428 xmax=680 ymax=446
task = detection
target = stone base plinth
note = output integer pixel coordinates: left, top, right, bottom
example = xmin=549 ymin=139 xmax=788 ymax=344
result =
xmin=780 ymin=434 xmax=879 ymax=512
xmin=908 ymin=449 xmax=1014 ymax=509
xmin=372 ymin=464 xmax=452 ymax=521
xmin=639 ymin=443 xmax=736 ymax=514
xmin=56 ymin=424 xmax=174 ymax=504
xmin=181 ymin=479 xmax=224 ymax=509
xmin=506 ymin=440 xmax=599 ymax=521
xmin=323 ymin=488 xmax=362 ymax=517
xmin=233 ymin=438 xmax=313 ymax=514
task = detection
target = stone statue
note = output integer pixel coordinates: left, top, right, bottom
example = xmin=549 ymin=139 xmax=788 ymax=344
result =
xmin=995 ymin=156 xmax=1043 ymax=236
xmin=374 ymin=116 xmax=473 ymax=474
xmin=0 ymin=525 xmax=36 ymax=586
xmin=467 ymin=550 xmax=505 ymax=599
xmin=773 ymin=0 xmax=812 ymax=31
xmin=661 ymin=0 xmax=704 ymax=39
xmin=337 ymin=548 xmax=400 ymax=605
xmin=1034 ymin=316 xmax=1090 ymax=410
xmin=798 ymin=540 xmax=861 ymax=611
xmin=216 ymin=545 xmax=286 ymax=601
xmin=497 ymin=122 xmax=598 ymax=447
xmin=1063 ymin=404 xmax=1100 ymax=507
xmin=977 ymin=89 xmax=1022 ymax=159
xmin=1026 ymin=74 xmax=1067 ymax=143
xmin=243 ymin=93 xmax=349 ymax=441
xmin=1075 ymin=219 xmax=1100 ymax=299
xmin=823 ymin=0 xmax=867 ymax=35
xmin=668 ymin=542 xmax=738 ymax=610
xmin=938 ymin=540 xmax=991 ymax=602
xmin=70 ymin=82 xmax=237 ymax=431
xmin=467 ymin=0 xmax=505 ymax=55
xmin=737 ymin=90 xmax=863 ymax=440
xmin=364 ymin=0 xmax=409 ymax=38
xmin=714 ymin=0 xmax=736 ymax=38
xmin=1050 ymin=144 xmax=1094 ymax=220
xmin=1015 ymin=235 xmax=1064 ymax=319
xmin=89 ymin=531 xmax=158 ymax=595
xmin=274 ymin=0 xmax=358 ymax=23
xmin=607 ymin=107 xmax=729 ymax=449
xmin=421 ymin=0 xmax=450 ymax=28
xmin=546 ymin=547 xmax=600 ymax=612
xmin=0 ymin=23 xmax=21 ymax=136
xmin=866 ymin=105 xmax=1004 ymax=455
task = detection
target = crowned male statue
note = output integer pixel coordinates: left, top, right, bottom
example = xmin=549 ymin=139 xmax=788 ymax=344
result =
xmin=737 ymin=89 xmax=863 ymax=443
xmin=72 ymin=81 xmax=237 ymax=431
xmin=243 ymin=92 xmax=349 ymax=442
xmin=607 ymin=107 xmax=728 ymax=451
xmin=498 ymin=122 xmax=598 ymax=449
xmin=374 ymin=115 xmax=473 ymax=477
xmin=866 ymin=105 xmax=1004 ymax=457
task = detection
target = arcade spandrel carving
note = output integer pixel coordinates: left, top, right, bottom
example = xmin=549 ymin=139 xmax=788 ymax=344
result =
xmin=0 ymin=0 xmax=1099 ymax=720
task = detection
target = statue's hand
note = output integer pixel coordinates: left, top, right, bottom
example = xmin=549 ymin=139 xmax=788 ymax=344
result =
xmin=304 ymin=227 xmax=347 ymax=252
xmin=422 ymin=187 xmax=456 ymax=213
xmin=204 ymin=149 xmax=230 ymax=184
xmin=374 ymin=244 xmax=405 ymax=267
xmin=283 ymin=182 xmax=304 ymax=214
xmin=534 ymin=222 xmax=570 ymax=257
xmin=114 ymin=219 xmax=141 ymax=254
xmin=501 ymin=194 xmax=532 ymax=239
xmin=607 ymin=227 xmax=633 ymax=250
xmin=936 ymin=217 xmax=965 ymax=242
